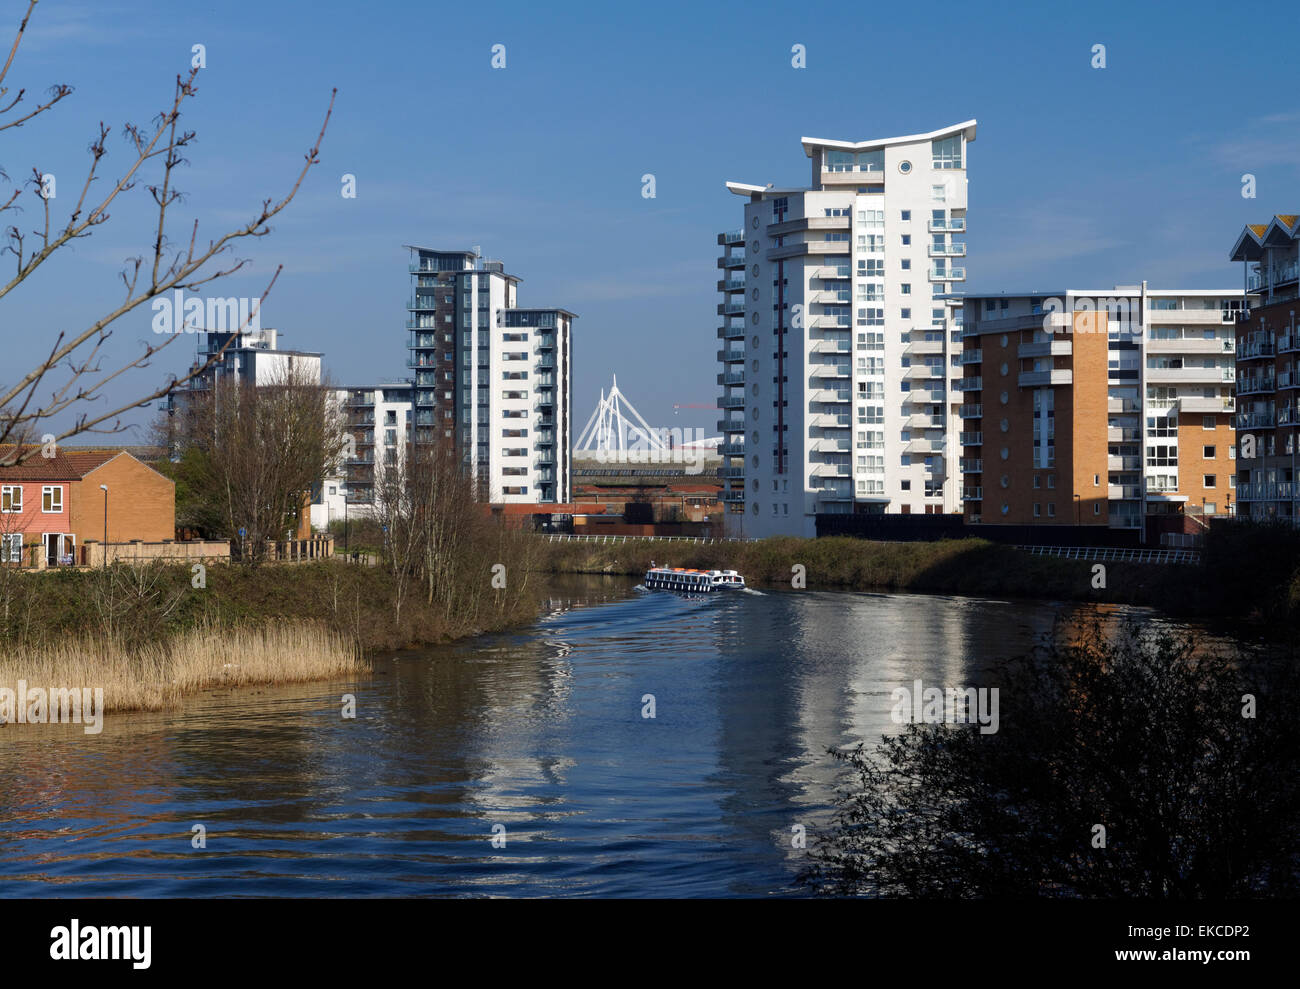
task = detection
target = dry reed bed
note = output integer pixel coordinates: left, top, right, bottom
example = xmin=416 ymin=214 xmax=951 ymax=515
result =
xmin=0 ymin=621 xmax=368 ymax=714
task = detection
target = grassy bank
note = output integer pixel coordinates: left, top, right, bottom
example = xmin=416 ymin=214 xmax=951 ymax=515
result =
xmin=535 ymin=535 xmax=1218 ymax=616
xmin=0 ymin=554 xmax=545 ymax=713
xmin=0 ymin=621 xmax=364 ymax=715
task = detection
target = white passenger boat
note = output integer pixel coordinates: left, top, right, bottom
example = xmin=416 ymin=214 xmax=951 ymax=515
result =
xmin=643 ymin=567 xmax=746 ymax=593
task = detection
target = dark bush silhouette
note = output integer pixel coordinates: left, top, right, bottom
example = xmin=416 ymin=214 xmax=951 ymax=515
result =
xmin=804 ymin=624 xmax=1300 ymax=898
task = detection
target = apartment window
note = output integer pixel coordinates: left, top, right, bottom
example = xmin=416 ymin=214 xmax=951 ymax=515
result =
xmin=1 ymin=533 xmax=20 ymax=563
xmin=1 ymin=486 xmax=20 ymax=513
xmin=900 ymin=308 xmax=911 ymax=320
xmin=932 ymin=135 xmax=962 ymax=169
xmin=900 ymin=210 xmax=911 ymax=221
xmin=1202 ymin=415 xmax=1215 ymax=429
xmin=1033 ymin=503 xmax=1041 ymax=517
xmin=1047 ymin=475 xmax=1055 ymax=489
xmin=931 ymin=184 xmax=947 ymax=203
xmin=1094 ymin=474 xmax=1100 ymax=486
xmin=1203 ymin=445 xmax=1216 ymax=459
xmin=901 ymin=284 xmax=911 ymax=295
xmin=901 ymin=480 xmax=911 ymax=491
xmin=43 ymin=485 xmax=63 ymax=512
xmin=1204 ymin=474 xmax=1217 ymax=488
xmin=1033 ymin=475 xmax=1040 ymax=489
xmin=901 ymin=234 xmax=911 ymax=246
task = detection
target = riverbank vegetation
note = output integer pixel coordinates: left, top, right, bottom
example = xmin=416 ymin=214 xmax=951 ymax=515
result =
xmin=802 ymin=623 xmax=1300 ymax=898
xmin=536 ymin=519 xmax=1300 ymax=634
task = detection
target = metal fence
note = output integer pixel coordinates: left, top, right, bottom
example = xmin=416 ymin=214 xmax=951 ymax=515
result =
xmin=1015 ymin=545 xmax=1202 ymax=565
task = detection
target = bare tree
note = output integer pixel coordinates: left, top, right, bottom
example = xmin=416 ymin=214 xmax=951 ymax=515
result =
xmin=0 ymin=0 xmax=334 ymax=463
xmin=174 ymin=363 xmax=347 ymax=562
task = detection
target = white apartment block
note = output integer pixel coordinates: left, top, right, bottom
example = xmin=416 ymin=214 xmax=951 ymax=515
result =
xmin=407 ymin=248 xmax=573 ymax=504
xmin=718 ymin=121 xmax=976 ymax=537
xmin=324 ymin=382 xmax=413 ymax=523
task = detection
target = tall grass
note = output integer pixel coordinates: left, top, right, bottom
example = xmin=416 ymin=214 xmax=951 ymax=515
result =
xmin=0 ymin=620 xmax=364 ymax=714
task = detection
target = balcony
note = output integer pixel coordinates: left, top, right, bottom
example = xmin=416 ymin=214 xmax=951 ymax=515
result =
xmin=812 ymin=289 xmax=852 ymax=305
xmin=719 ymin=229 xmax=745 ymax=246
xmin=811 ymin=362 xmax=851 ymax=378
xmin=958 ymin=404 xmax=983 ymax=418
xmin=810 ymin=463 xmax=851 ymax=478
xmin=717 ymin=278 xmax=746 ymax=293
xmin=961 ymin=487 xmax=983 ymax=501
xmin=1234 ymin=410 xmax=1276 ymax=430
xmin=717 ymin=349 xmax=745 ymax=363
xmin=1017 ymin=339 xmax=1072 ymax=359
xmin=929 ymin=217 xmax=966 ymax=232
xmin=929 ymin=266 xmax=966 ymax=281
xmin=959 ymin=349 xmax=983 ymax=364
xmin=1108 ymin=455 xmax=1142 ymax=470
xmin=1238 ymin=481 xmax=1295 ymax=502
xmin=1237 ymin=338 xmax=1276 ymax=359
xmin=959 ymin=432 xmax=983 ymax=446
xmin=928 ymin=242 xmax=967 ymax=257
xmin=810 ymin=314 xmax=851 ymax=329
xmin=718 ymin=394 xmax=745 ymax=410
xmin=813 ymin=265 xmax=852 ymax=280
xmin=905 ymin=337 xmax=945 ymax=354
xmin=718 ymin=253 xmax=747 ymax=269
xmin=717 ymin=370 xmax=745 ymax=386
xmin=810 ymin=338 xmax=851 ymax=354
xmin=717 ymin=418 xmax=745 ymax=433
xmin=719 ymin=441 xmax=745 ymax=456
xmin=810 ymin=437 xmax=850 ymax=453
xmin=1145 ymin=335 xmax=1235 ymax=354
xmin=718 ymin=466 xmax=746 ymax=479
xmin=718 ymin=301 xmax=745 ymax=317
xmin=954 ymin=377 xmax=983 ymax=392
xmin=718 ymin=324 xmax=745 ymax=340
xmin=720 ymin=488 xmax=746 ymax=504
xmin=1237 ymin=376 xmax=1276 ymax=395
xmin=1018 ymin=369 xmax=1073 ymax=387
xmin=1108 ymin=484 xmax=1143 ymax=500
xmin=810 ymin=388 xmax=851 ymax=403
xmin=905 ymin=364 xmax=944 ymax=379
xmin=907 ymin=413 xmax=943 ymax=428
xmin=905 ymin=438 xmax=942 ymax=454
xmin=810 ymin=412 xmax=851 ymax=428
xmin=959 ymin=458 xmax=983 ymax=473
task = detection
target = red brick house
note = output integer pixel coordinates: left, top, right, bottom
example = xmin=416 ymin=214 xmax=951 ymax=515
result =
xmin=0 ymin=447 xmax=175 ymax=566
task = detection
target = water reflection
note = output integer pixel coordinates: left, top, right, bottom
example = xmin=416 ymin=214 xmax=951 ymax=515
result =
xmin=0 ymin=580 xmax=1180 ymax=897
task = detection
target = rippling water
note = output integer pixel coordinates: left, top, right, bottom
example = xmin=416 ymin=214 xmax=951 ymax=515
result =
xmin=0 ymin=579 xmax=1170 ymax=897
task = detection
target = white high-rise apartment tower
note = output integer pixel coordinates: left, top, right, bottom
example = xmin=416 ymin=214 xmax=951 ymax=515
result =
xmin=717 ymin=121 xmax=975 ymax=537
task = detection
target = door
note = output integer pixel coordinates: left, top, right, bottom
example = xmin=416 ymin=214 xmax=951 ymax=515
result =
xmin=45 ymin=533 xmax=58 ymax=566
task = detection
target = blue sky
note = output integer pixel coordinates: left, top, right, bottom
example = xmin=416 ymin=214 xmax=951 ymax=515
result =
xmin=6 ymin=0 xmax=1299 ymax=442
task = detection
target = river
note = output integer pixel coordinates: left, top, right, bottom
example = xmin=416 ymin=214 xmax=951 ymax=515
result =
xmin=0 ymin=577 xmax=1175 ymax=897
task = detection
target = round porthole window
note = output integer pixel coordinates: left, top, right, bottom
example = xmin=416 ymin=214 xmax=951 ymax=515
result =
xmin=1001 ymin=334 xmax=1009 ymax=348
xmin=751 ymin=216 xmax=760 ymax=230
xmin=751 ymin=288 xmax=759 ymax=301
xmin=1000 ymin=475 xmax=1010 ymax=489
xmin=750 ymin=240 xmax=760 ymax=254
xmin=751 ymin=360 xmax=759 ymax=372
xmin=752 ymin=502 xmax=759 ymax=514
xmin=751 ymin=312 xmax=760 ymax=325
xmin=751 ymin=384 xmax=759 ymax=396
xmin=752 ymin=408 xmax=760 ymax=420
xmin=751 ymin=264 xmax=759 ymax=278
xmin=1000 ymin=447 xmax=1010 ymax=461
xmin=752 ymin=430 xmax=760 ymax=444
xmin=1000 ymin=418 xmax=1010 ymax=433
xmin=752 ymin=455 xmax=759 ymax=468
xmin=898 ymin=160 xmax=912 ymax=174
xmin=1000 ymin=362 xmax=1009 ymax=376
xmin=752 ymin=335 xmax=760 ymax=348
xmin=1001 ymin=504 xmax=1010 ymax=516
xmin=1000 ymin=391 xmax=1009 ymax=405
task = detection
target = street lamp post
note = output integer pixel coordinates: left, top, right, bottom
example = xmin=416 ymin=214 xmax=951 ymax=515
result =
xmin=99 ymin=484 xmax=108 ymax=568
